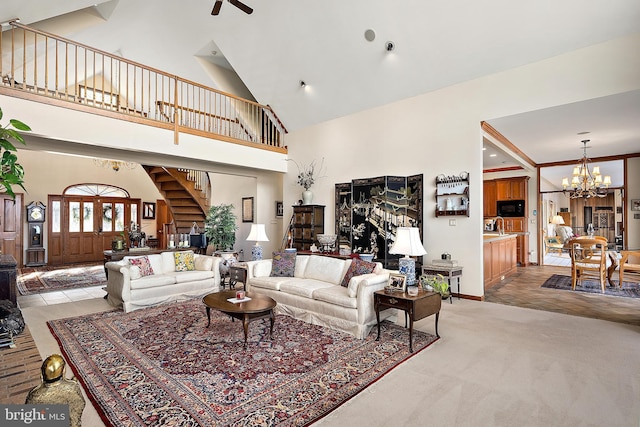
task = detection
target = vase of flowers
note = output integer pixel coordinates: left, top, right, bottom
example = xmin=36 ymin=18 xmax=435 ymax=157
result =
xmin=290 ymin=158 xmax=326 ymax=205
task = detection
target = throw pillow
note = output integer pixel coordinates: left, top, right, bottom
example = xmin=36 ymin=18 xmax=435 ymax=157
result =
xmin=129 ymin=256 xmax=154 ymax=277
xmin=340 ymin=258 xmax=377 ymax=287
xmin=195 ymin=255 xmax=213 ymax=271
xmin=128 ymin=265 xmax=142 ymax=280
xmin=174 ymin=251 xmax=195 ymax=272
xmin=270 ymin=251 xmax=296 ymax=277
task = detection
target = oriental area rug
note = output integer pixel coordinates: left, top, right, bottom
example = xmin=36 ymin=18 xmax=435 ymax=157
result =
xmin=48 ymin=299 xmax=439 ymax=426
xmin=17 ymin=263 xmax=106 ymax=295
xmin=541 ymin=274 xmax=640 ymax=298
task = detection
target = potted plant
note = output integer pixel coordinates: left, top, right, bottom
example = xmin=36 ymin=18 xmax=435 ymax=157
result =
xmin=204 ymin=204 xmax=238 ymax=252
xmin=420 ymin=274 xmax=450 ymax=300
xmin=0 ymin=107 xmax=31 ymax=199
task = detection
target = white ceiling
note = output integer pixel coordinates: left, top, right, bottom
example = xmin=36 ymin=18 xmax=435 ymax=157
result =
xmin=2 ymin=0 xmax=640 ymax=185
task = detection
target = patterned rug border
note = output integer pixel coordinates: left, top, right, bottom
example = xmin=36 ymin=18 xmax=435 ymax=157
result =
xmin=541 ymin=274 xmax=640 ymax=298
xmin=17 ymin=263 xmax=106 ymax=296
xmin=47 ymin=300 xmax=439 ymax=426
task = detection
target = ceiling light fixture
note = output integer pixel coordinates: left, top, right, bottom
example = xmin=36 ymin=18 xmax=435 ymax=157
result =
xmin=299 ymin=80 xmax=306 ymax=88
xmin=561 ymin=140 xmax=611 ymax=199
xmin=385 ymin=41 xmax=395 ymax=52
xmin=94 ymin=158 xmax=136 ymax=172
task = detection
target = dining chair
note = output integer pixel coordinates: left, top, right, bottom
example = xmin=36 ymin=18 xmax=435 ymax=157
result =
xmin=570 ymin=239 xmax=607 ymax=293
xmin=618 ymin=250 xmax=640 ymax=287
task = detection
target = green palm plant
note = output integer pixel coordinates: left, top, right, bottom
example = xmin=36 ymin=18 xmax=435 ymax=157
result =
xmin=0 ymin=107 xmax=31 ymax=199
xmin=204 ymin=204 xmax=238 ymax=251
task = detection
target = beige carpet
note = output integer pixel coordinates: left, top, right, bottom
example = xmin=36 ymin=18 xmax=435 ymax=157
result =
xmin=20 ymin=297 xmax=640 ymax=426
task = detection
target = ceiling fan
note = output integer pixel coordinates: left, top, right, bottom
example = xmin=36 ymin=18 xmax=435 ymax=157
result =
xmin=212 ymin=0 xmax=253 ymax=15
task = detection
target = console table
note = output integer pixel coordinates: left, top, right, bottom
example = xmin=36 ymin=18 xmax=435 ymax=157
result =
xmin=422 ymin=264 xmax=463 ymax=303
xmin=374 ymin=289 xmax=441 ymax=352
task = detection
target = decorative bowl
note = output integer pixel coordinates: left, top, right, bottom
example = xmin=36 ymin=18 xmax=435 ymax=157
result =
xmin=316 ymin=234 xmax=337 ymax=245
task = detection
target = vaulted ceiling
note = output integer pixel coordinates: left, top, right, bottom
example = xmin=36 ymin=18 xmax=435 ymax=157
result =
xmin=2 ymin=0 xmax=640 ymax=186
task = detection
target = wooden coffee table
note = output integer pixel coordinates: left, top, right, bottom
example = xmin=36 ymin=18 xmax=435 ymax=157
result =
xmin=202 ymin=291 xmax=277 ymax=348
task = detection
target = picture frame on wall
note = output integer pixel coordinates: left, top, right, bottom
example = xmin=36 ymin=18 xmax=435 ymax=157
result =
xmin=242 ymin=197 xmax=254 ymax=222
xmin=275 ymin=201 xmax=283 ymax=217
xmin=142 ymin=202 xmax=156 ymax=219
xmin=632 ymin=199 xmax=640 ymax=211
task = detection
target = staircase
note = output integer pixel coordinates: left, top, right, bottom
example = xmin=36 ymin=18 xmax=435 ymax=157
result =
xmin=143 ymin=166 xmax=210 ymax=233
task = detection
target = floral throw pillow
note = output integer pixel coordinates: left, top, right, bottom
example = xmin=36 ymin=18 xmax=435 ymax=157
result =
xmin=270 ymin=251 xmax=296 ymax=277
xmin=340 ymin=258 xmax=377 ymax=287
xmin=174 ymin=251 xmax=195 ymax=272
xmin=129 ymin=256 xmax=154 ymax=277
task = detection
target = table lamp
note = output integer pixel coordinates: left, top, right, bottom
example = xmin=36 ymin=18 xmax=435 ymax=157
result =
xmin=246 ymin=224 xmax=269 ymax=260
xmin=389 ymin=227 xmax=427 ymax=286
xmin=551 ymin=215 xmax=565 ymax=235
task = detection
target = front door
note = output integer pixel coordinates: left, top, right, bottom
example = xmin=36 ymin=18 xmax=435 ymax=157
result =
xmin=48 ymin=195 xmax=140 ymax=265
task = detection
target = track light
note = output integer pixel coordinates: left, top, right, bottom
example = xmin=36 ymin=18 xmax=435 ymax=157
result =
xmin=385 ymin=41 xmax=395 ymax=52
xmin=299 ymin=80 xmax=306 ymax=88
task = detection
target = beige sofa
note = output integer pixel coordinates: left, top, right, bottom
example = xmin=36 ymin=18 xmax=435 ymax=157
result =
xmin=246 ymin=254 xmax=394 ymax=339
xmin=106 ymin=251 xmax=221 ymax=312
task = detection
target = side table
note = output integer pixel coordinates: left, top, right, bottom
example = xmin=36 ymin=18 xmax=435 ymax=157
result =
xmin=225 ymin=265 xmax=248 ymax=291
xmin=374 ymin=289 xmax=441 ymax=352
xmin=422 ymin=264 xmax=463 ymax=303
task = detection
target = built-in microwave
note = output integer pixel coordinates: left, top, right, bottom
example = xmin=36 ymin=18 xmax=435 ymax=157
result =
xmin=496 ymin=200 xmax=525 ymax=217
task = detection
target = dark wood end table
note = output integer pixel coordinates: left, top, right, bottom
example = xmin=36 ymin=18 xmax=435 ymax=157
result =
xmin=202 ymin=291 xmax=276 ymax=349
xmin=226 ymin=265 xmax=248 ymax=290
xmin=374 ymin=289 xmax=441 ymax=352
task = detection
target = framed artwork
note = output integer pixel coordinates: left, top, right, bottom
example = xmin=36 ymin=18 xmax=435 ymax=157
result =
xmin=242 ymin=197 xmax=254 ymax=222
xmin=275 ymin=201 xmax=283 ymax=217
xmin=386 ymin=273 xmax=407 ymax=293
xmin=632 ymin=199 xmax=640 ymax=211
xmin=142 ymin=202 xmax=156 ymax=219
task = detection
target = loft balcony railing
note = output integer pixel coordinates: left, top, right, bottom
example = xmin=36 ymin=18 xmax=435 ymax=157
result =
xmin=0 ymin=21 xmax=287 ymax=152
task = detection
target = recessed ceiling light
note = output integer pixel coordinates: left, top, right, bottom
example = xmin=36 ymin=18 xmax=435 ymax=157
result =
xmin=364 ymin=29 xmax=376 ymax=42
xmin=490 ymin=154 xmax=497 ymax=157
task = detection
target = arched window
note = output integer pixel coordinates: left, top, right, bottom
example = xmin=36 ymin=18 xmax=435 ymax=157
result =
xmin=63 ymin=183 xmax=130 ymax=197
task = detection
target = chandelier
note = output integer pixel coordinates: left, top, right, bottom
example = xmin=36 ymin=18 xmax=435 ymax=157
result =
xmin=93 ymin=158 xmax=137 ymax=172
xmin=561 ymin=140 xmax=611 ymax=199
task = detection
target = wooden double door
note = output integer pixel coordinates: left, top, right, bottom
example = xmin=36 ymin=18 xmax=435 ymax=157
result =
xmin=48 ymin=195 xmax=140 ymax=265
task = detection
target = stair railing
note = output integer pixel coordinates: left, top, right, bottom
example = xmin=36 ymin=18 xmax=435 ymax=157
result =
xmin=0 ymin=21 xmax=287 ymax=152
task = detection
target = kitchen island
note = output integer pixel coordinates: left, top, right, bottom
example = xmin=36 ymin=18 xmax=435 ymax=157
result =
xmin=483 ymin=233 xmax=518 ymax=289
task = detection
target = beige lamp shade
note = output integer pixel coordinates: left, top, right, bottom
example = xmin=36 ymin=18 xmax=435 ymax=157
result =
xmin=246 ymin=224 xmax=269 ymax=242
xmin=389 ymin=227 xmax=426 ymax=257
xmin=551 ymin=215 xmax=565 ymax=225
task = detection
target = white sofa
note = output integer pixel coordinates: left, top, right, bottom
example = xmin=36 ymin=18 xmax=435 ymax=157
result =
xmin=106 ymin=251 xmax=222 ymax=312
xmin=246 ymin=254 xmax=394 ymax=339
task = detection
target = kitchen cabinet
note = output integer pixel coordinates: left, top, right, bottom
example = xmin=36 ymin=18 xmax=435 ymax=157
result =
xmin=483 ymin=180 xmax=497 ymax=217
xmin=496 ymin=177 xmax=528 ymax=200
xmin=483 ymin=234 xmax=517 ymax=289
xmin=504 ymin=218 xmax=525 ymax=233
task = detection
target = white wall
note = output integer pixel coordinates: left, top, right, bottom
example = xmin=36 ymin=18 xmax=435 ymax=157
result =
xmin=284 ymin=32 xmax=640 ymax=298
xmin=209 ymin=171 xmax=284 ymax=262
xmin=627 ymin=157 xmax=640 ymax=249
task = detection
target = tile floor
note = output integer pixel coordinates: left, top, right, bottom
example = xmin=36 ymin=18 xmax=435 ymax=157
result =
xmin=17 ymin=285 xmax=107 ymax=308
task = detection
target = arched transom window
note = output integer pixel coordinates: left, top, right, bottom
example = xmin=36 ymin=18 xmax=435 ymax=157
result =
xmin=63 ymin=183 xmax=130 ymax=197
